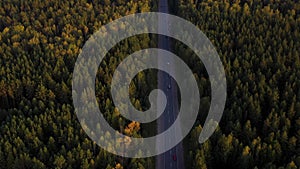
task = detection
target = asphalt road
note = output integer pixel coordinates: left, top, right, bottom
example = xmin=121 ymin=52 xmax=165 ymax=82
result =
xmin=156 ymin=0 xmax=185 ymax=168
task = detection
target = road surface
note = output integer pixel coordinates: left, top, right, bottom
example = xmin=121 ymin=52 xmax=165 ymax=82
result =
xmin=156 ymin=0 xmax=185 ymax=168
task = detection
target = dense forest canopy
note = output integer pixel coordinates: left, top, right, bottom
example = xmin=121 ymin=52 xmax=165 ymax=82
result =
xmin=173 ymin=0 xmax=300 ymax=168
xmin=0 ymin=0 xmax=153 ymax=168
xmin=0 ymin=0 xmax=299 ymax=168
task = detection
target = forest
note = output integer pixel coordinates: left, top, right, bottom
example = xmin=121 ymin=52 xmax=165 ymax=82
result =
xmin=173 ymin=0 xmax=300 ymax=168
xmin=0 ymin=0 xmax=299 ymax=168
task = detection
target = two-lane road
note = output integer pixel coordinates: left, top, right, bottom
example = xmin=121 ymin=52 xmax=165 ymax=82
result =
xmin=156 ymin=0 xmax=185 ymax=168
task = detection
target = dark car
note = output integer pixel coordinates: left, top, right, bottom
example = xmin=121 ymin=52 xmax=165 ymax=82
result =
xmin=172 ymin=154 xmax=177 ymax=161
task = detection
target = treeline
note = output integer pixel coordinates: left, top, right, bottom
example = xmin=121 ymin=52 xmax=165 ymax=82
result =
xmin=0 ymin=0 xmax=154 ymax=168
xmin=172 ymin=0 xmax=300 ymax=168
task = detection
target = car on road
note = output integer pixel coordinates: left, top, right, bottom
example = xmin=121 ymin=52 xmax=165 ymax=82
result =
xmin=172 ymin=154 xmax=177 ymax=161
xmin=168 ymin=83 xmax=171 ymax=89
